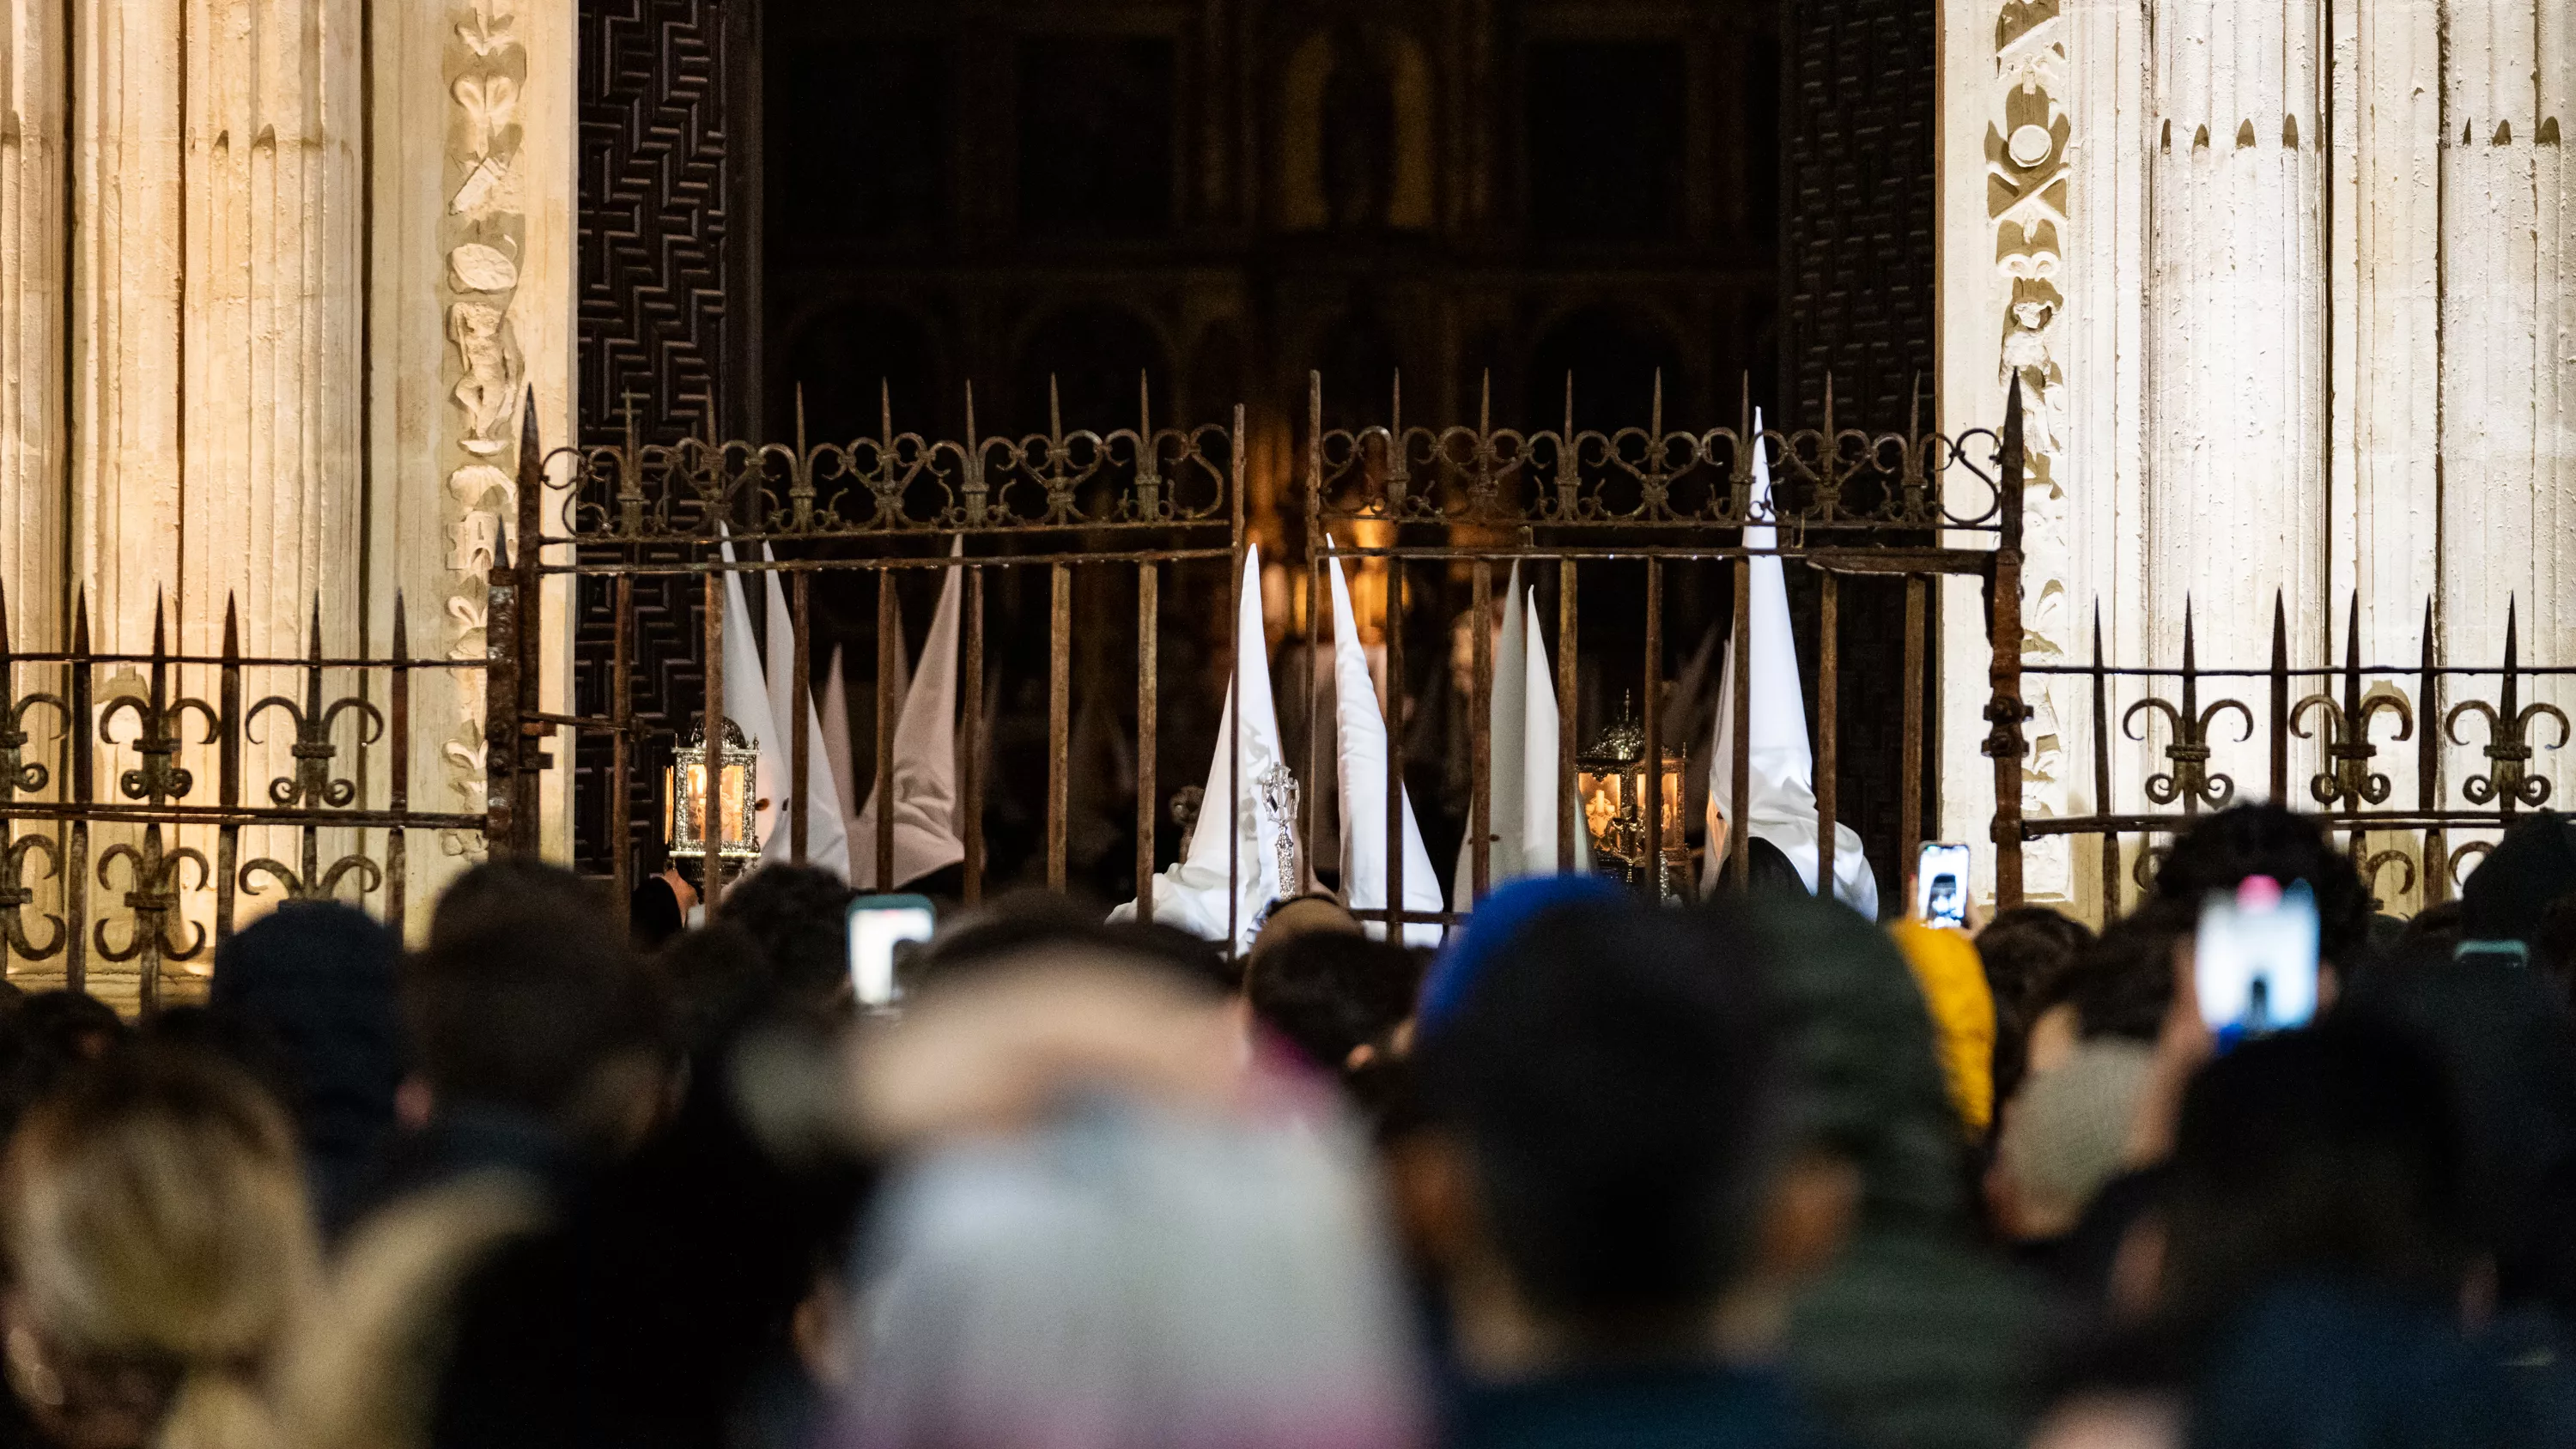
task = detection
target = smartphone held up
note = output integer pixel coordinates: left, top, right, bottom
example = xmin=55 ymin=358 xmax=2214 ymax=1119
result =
xmin=1915 ymin=843 xmax=1971 ymax=930
xmin=2194 ymin=876 xmax=2320 ymax=1049
xmin=848 ymin=894 xmax=936 ymax=1010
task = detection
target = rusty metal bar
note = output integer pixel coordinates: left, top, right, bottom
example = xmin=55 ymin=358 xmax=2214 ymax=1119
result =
xmin=512 ymin=395 xmax=546 ymax=855
xmin=485 ymin=522 xmax=521 ymax=855
xmin=1557 ymin=558 xmax=1577 ymax=873
xmin=1902 ymin=574 xmax=1928 ymax=888
xmin=875 ymin=567 xmax=898 ymax=892
xmin=1048 ymin=562 xmax=1072 ymax=892
xmin=214 ymin=600 xmax=241 ymax=943
xmin=1815 ymin=569 xmax=1838 ymax=903
xmin=1729 ymin=554 xmax=1753 ymax=888
xmin=2092 ymin=607 xmax=2117 ymax=919
xmin=701 ymin=567 xmax=727 ymax=910
xmin=1643 ymin=557 xmax=1665 ymax=894
xmin=609 ymin=574 xmax=633 ymax=894
xmin=2269 ymin=593 xmax=2290 ymax=803
xmin=388 ymin=598 xmax=411 ymax=936
xmin=1136 ymin=562 xmax=1158 ymax=923
xmin=1986 ymin=379 xmax=2030 ymax=908
xmin=961 ymin=566 xmax=986 ymax=905
xmin=1303 ymin=374 xmax=1325 ymax=882
xmin=2418 ymin=598 xmax=2444 ymax=906
xmin=790 ymin=570 xmax=811 ymax=866
xmin=1227 ymin=403 xmax=1247 ymax=955
xmin=64 ymin=593 xmax=87 ymax=997
xmin=1470 ymin=559 xmax=1493 ymax=902
xmin=1384 ymin=553 xmax=1406 ymax=935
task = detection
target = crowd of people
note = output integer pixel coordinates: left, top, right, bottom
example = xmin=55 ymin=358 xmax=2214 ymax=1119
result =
xmin=0 ymin=802 xmax=2569 ymax=1448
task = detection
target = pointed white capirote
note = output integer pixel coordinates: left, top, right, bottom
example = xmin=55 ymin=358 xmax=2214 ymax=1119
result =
xmin=1699 ymin=409 xmax=1879 ymax=915
xmin=759 ymin=544 xmax=852 ymax=880
xmin=850 ymin=538 xmax=969 ymax=889
xmin=1518 ymin=588 xmax=1589 ymax=876
xmin=1327 ymin=555 xmax=1443 ymax=946
xmin=1114 ymin=545 xmax=1299 ymax=955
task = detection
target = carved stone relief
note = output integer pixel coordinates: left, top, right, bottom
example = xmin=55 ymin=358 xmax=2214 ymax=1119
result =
xmin=441 ymin=0 xmax=531 ymax=855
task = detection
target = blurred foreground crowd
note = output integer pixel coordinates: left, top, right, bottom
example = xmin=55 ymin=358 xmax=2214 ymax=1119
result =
xmin=0 ymin=803 xmax=2572 ymax=1449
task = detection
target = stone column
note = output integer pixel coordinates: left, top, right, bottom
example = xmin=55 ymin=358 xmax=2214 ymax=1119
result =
xmin=177 ymin=0 xmax=364 ymax=660
xmin=368 ymin=0 xmax=574 ymax=900
xmin=1 ymin=0 xmax=66 ymax=649
xmin=2144 ymin=0 xmax=2329 ymax=670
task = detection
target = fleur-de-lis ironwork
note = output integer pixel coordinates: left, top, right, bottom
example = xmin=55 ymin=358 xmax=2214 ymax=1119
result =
xmin=0 ymin=834 xmax=64 ymax=959
xmin=2449 ymin=840 xmax=2496 ymax=890
xmin=2123 ymin=607 xmax=2254 ymax=809
xmin=2130 ymin=840 xmax=2173 ymax=893
xmin=98 ymin=598 xmax=219 ymax=803
xmin=2293 ymin=595 xmax=2415 ymax=808
xmin=246 ymin=602 xmax=386 ymax=809
xmin=0 ymin=579 xmax=67 ymax=798
xmin=2445 ymin=601 xmax=2568 ymax=811
xmin=239 ymin=852 xmax=385 ymax=905
xmin=94 ymin=823 xmax=210 ymax=964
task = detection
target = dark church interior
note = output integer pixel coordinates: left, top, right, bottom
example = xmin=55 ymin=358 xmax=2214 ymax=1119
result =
xmin=575 ymin=0 xmax=1937 ymax=903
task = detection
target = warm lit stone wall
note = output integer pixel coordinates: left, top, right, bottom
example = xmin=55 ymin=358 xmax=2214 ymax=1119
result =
xmin=1939 ymin=0 xmax=2576 ymax=919
xmin=0 ymin=0 xmax=574 ymax=969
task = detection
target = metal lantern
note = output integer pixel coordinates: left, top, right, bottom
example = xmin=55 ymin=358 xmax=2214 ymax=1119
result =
xmin=1577 ymin=693 xmax=1690 ymax=899
xmin=664 ymin=715 xmax=762 ymax=862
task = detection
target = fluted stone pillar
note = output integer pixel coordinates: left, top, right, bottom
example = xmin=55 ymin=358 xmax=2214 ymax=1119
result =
xmin=2143 ymin=0 xmax=2329 ymax=665
xmin=1 ymin=0 xmax=66 ymax=650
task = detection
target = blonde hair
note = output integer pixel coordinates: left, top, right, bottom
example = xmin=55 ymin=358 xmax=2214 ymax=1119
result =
xmin=0 ymin=1046 xmax=320 ymax=1449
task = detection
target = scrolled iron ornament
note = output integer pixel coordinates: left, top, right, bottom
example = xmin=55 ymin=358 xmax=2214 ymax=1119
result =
xmin=0 ymin=834 xmax=64 ymax=959
xmin=93 ymin=825 xmax=210 ymax=964
xmin=2124 ymin=694 xmax=2256 ymax=809
xmin=239 ymin=852 xmax=386 ymax=904
xmin=2291 ymin=690 xmax=2414 ymax=807
xmin=2447 ymin=698 xmax=2569 ymax=810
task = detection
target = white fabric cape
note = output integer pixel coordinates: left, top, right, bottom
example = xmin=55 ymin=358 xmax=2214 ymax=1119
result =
xmin=1112 ymin=546 xmax=1299 ymax=955
xmin=1327 ymin=556 xmax=1443 ymax=946
xmin=850 ymin=538 xmax=968 ymax=890
xmin=1698 ymin=409 xmax=1879 ymax=917
xmin=714 ymin=530 xmax=784 ymax=858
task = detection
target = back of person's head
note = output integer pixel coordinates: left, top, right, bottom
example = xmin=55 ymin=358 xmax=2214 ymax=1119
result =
xmin=0 ymin=991 xmax=129 ymax=1148
xmin=209 ymin=902 xmax=405 ymax=1205
xmin=2340 ymin=955 xmax=2576 ymax=1319
xmin=427 ymin=857 xmax=617 ymax=949
xmin=713 ymin=863 xmax=860 ymax=1009
xmin=908 ymin=889 xmax=1236 ymax=998
xmin=1245 ymin=931 xmax=1420 ymax=1074
xmin=2036 ymin=899 xmax=2190 ymax=1046
xmin=2155 ymin=1022 xmax=2467 ymax=1345
xmin=404 ymin=882 xmax=664 ymax=1134
xmin=1977 ymin=906 xmax=2094 ymax=1108
xmin=1737 ymin=890 xmax=1963 ymax=1229
xmin=2153 ymin=804 xmax=2372 ymax=967
xmin=1978 ymin=906 xmax=2095 ymax=1019
xmin=841 ymin=1107 xmax=1422 ymax=1449
xmin=1414 ymin=894 xmax=1774 ymax=1328
xmin=0 ymin=1046 xmax=318 ymax=1449
xmin=1245 ymin=893 xmax=1362 ymax=969
xmin=1991 ymin=1039 xmax=2154 ymax=1240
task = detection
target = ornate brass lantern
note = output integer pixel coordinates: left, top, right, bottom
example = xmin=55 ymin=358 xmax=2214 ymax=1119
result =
xmin=1577 ymin=694 xmax=1690 ymax=899
xmin=663 ymin=716 xmax=762 ymax=863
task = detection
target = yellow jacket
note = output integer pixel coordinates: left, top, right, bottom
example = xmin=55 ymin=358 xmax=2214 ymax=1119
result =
xmin=1888 ymin=919 xmax=1996 ymax=1135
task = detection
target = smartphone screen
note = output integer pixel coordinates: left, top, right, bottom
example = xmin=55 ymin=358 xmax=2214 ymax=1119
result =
xmin=847 ymin=894 xmax=936 ymax=1009
xmin=2195 ymin=876 xmax=2319 ymax=1046
xmin=1915 ymin=843 xmax=1971 ymax=929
